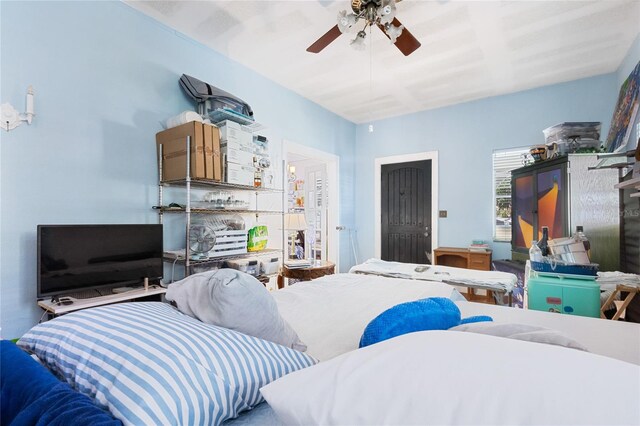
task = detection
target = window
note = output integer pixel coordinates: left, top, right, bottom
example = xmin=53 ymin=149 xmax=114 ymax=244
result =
xmin=492 ymin=147 xmax=530 ymax=241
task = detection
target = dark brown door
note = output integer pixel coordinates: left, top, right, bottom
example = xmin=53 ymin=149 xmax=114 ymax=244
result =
xmin=381 ymin=160 xmax=432 ymax=264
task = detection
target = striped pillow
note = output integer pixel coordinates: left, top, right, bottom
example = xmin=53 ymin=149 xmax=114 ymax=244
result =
xmin=18 ymin=302 xmax=316 ymax=425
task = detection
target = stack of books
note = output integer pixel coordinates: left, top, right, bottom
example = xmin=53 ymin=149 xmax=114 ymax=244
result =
xmin=284 ymin=259 xmax=312 ymax=269
xmin=469 ymin=241 xmax=490 ymax=252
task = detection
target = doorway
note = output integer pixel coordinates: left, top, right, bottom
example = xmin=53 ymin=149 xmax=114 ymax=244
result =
xmin=375 ymin=152 xmax=438 ymax=264
xmin=284 ymin=141 xmax=339 ymax=270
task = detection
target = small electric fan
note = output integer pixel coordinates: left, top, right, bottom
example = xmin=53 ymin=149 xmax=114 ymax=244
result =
xmin=189 ymin=224 xmax=216 ymax=259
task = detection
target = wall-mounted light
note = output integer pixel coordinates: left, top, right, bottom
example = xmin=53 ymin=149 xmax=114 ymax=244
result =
xmin=1 ymin=86 xmax=35 ymax=131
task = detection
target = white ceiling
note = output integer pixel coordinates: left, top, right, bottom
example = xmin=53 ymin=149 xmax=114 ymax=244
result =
xmin=126 ymin=0 xmax=640 ymax=124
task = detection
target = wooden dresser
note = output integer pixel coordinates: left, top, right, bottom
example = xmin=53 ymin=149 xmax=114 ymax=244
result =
xmin=433 ymin=247 xmax=492 ymax=271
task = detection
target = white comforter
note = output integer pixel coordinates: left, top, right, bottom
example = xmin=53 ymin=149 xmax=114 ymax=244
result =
xmin=272 ymin=273 xmax=459 ymax=361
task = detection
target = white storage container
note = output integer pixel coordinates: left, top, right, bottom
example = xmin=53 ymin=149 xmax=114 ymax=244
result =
xmin=226 ymin=258 xmax=259 ymax=276
xmin=260 ymin=257 xmax=280 ymax=275
xmin=218 ymin=120 xmax=241 ymax=139
xmin=219 ymin=120 xmax=253 ymax=147
xmin=226 ymin=163 xmax=256 ymax=186
xmin=222 ymin=137 xmax=253 ymax=153
xmin=222 ymin=145 xmax=254 ymax=167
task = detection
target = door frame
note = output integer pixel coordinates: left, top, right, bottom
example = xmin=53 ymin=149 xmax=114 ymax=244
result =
xmin=374 ymin=151 xmax=439 ymax=262
xmin=283 ymin=140 xmax=340 ymax=271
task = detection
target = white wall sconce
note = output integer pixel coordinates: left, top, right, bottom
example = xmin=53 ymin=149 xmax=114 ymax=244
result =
xmin=1 ymin=86 xmax=35 ymax=131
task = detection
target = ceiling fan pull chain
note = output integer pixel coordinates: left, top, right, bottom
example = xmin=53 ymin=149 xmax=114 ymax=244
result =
xmin=368 ymin=23 xmax=374 ymax=133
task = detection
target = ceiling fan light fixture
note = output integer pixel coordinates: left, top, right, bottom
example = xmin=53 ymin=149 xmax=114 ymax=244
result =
xmin=337 ymin=10 xmax=358 ymax=33
xmin=378 ymin=0 xmax=397 ymax=25
xmin=350 ymin=30 xmax=367 ymax=51
xmin=386 ymin=23 xmax=404 ymax=44
xmin=306 ymin=0 xmax=421 ymax=56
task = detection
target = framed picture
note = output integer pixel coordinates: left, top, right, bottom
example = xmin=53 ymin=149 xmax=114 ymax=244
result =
xmin=605 ymin=60 xmax=640 ymax=153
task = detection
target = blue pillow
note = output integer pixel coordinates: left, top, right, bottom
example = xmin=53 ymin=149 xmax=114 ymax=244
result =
xmin=1 ymin=340 xmax=121 ymax=426
xmin=18 ymin=302 xmax=316 ymax=426
xmin=359 ymin=297 xmax=491 ymax=347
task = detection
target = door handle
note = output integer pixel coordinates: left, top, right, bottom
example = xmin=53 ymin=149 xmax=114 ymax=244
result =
xmin=424 ymin=226 xmax=430 ymax=237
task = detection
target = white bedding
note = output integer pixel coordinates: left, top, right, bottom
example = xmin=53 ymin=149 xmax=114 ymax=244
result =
xmin=459 ymin=302 xmax=640 ymax=365
xmin=261 ymin=331 xmax=640 ymax=426
xmin=274 ymin=273 xmax=640 ymax=365
xmin=272 ymin=273 xmax=458 ymax=361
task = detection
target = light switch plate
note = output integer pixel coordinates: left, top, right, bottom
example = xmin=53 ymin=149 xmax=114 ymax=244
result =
xmin=439 ymin=210 xmax=448 ymax=218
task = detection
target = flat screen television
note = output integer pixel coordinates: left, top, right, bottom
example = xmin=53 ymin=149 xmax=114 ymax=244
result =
xmin=37 ymin=224 xmax=163 ymax=299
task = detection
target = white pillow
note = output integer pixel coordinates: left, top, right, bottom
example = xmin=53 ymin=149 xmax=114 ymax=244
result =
xmin=261 ymin=331 xmax=639 ymax=425
xmin=166 ymin=269 xmax=306 ymax=351
xmin=450 ymin=322 xmax=589 ymax=351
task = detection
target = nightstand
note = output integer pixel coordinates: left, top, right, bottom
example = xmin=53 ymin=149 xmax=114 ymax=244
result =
xmin=277 ymin=260 xmax=335 ymax=289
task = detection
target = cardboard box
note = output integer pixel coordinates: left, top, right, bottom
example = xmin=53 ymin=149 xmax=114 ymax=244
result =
xmin=226 ymin=162 xmax=256 ymax=186
xmin=222 ymin=145 xmax=254 ymax=167
xmin=203 ymin=123 xmax=214 ymax=180
xmin=219 ymin=120 xmax=253 ymax=147
xmin=156 ymin=121 xmax=206 ymax=181
xmin=203 ymin=124 xmax=222 ymax=181
xmin=211 ymin=125 xmax=222 ymax=181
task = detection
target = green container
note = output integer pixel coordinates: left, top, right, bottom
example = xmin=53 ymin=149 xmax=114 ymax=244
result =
xmin=247 ymin=225 xmax=268 ymax=252
xmin=528 ymin=275 xmax=600 ymax=318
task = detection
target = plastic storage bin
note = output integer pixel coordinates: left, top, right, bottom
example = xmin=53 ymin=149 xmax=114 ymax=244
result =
xmin=226 ymin=259 xmax=259 ymax=277
xmin=528 ymin=275 xmax=600 ymax=318
xmin=542 ymin=122 xmax=601 ymax=144
xmin=530 ymin=261 xmax=598 ymax=277
xmin=260 ymin=257 xmax=280 ymax=275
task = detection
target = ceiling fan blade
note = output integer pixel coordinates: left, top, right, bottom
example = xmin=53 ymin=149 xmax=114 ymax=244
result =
xmin=378 ymin=18 xmax=421 ymax=56
xmin=307 ymin=25 xmax=342 ymax=53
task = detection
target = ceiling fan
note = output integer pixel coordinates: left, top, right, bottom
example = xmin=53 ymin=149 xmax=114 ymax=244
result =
xmin=307 ymin=0 xmax=421 ymax=56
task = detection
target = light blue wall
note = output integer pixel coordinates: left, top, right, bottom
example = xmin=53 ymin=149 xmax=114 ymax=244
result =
xmin=617 ymin=34 xmax=640 ymax=87
xmin=0 ymin=1 xmax=356 ymax=339
xmin=353 ymin=74 xmax=618 ymax=262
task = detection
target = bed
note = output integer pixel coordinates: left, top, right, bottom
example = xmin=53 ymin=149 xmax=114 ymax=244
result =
xmin=273 ymin=273 xmax=640 ymax=365
xmin=11 ymin=271 xmax=640 ymax=425
xmin=350 ymin=258 xmax=517 ymax=305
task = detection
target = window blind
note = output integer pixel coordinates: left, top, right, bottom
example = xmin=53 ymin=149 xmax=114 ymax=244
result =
xmin=492 ymin=148 xmax=530 ymax=241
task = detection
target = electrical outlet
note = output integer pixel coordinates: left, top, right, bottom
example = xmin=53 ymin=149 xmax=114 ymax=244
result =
xmin=439 ymin=210 xmax=448 ymax=218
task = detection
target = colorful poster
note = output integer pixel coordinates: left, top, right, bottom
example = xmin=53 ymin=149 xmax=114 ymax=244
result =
xmin=605 ymin=60 xmax=640 ymax=153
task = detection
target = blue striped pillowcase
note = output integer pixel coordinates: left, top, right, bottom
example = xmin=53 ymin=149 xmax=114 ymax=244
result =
xmin=18 ymin=302 xmax=317 ymax=425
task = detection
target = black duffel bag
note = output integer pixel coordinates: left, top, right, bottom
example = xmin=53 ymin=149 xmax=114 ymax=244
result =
xmin=180 ymin=74 xmax=253 ymax=119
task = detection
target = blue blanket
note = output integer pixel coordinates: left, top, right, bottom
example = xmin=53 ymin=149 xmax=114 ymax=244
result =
xmin=0 ymin=340 xmax=121 ymax=426
xmin=359 ymin=297 xmax=492 ymax=347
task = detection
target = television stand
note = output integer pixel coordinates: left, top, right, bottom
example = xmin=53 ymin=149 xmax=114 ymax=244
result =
xmin=38 ymin=285 xmax=167 ymax=316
